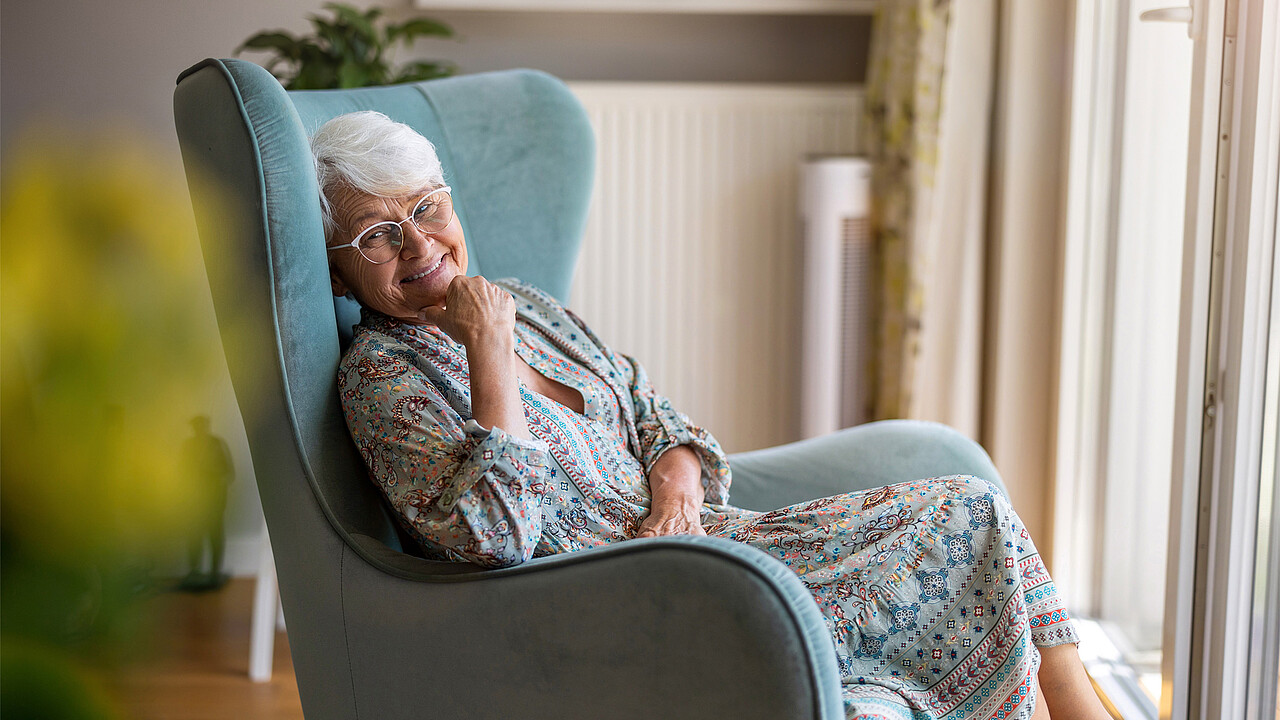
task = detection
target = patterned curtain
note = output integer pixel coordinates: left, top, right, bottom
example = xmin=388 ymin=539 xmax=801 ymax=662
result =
xmin=861 ymin=0 xmax=952 ymax=421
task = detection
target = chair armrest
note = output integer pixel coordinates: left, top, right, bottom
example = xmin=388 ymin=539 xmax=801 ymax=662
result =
xmin=337 ymin=534 xmax=844 ymax=720
xmin=726 ymin=419 xmax=1006 ymax=511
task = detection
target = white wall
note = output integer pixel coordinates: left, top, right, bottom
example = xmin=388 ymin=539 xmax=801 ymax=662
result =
xmin=569 ymin=82 xmax=863 ymax=454
xmin=1 ymin=0 xmax=868 ymax=576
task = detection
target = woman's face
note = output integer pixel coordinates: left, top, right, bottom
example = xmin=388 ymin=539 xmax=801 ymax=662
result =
xmin=327 ymin=183 xmax=467 ymax=323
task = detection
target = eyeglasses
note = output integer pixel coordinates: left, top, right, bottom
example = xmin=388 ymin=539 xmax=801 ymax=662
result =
xmin=326 ymin=186 xmax=454 ymax=265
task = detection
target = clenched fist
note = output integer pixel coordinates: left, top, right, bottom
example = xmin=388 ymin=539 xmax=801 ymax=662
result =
xmin=418 ymin=275 xmax=515 ymax=349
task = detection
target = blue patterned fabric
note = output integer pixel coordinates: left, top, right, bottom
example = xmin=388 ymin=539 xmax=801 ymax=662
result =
xmin=337 ymin=278 xmax=1079 ymax=719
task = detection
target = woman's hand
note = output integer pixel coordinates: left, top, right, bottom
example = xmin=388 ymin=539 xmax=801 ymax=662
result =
xmin=637 ymin=445 xmax=707 ymax=538
xmin=418 ymin=275 xmax=515 ymax=349
xmin=420 ymin=276 xmax=529 ymax=440
xmin=636 ymin=497 xmax=707 ymax=538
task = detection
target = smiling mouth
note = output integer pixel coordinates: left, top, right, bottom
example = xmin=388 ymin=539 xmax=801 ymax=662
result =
xmin=402 ymin=254 xmax=446 ymax=283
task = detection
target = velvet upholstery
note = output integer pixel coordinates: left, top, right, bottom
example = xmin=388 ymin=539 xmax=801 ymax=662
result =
xmin=174 ymin=58 xmax=1004 ymax=720
xmin=728 ymin=420 xmax=1005 ymax=512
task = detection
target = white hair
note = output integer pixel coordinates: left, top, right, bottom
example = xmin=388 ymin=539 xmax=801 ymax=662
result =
xmin=309 ymin=111 xmax=446 ymax=241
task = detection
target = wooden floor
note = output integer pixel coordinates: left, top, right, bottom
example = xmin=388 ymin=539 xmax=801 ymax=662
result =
xmin=110 ymin=578 xmax=304 ymax=720
xmin=109 ymin=578 xmax=1278 ymax=720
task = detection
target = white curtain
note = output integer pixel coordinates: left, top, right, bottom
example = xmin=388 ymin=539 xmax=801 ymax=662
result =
xmin=912 ymin=0 xmax=997 ymax=440
xmin=981 ymin=0 xmax=1073 ymax=548
xmin=877 ymin=0 xmax=1074 ymax=545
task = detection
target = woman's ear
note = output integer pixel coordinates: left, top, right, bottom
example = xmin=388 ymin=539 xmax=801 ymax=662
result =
xmin=330 ymin=266 xmax=351 ymax=298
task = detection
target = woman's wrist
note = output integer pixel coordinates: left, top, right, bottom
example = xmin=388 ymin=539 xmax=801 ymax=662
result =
xmin=639 ymin=446 xmax=707 ymax=538
xmin=648 ymin=445 xmax=705 ymax=508
xmin=650 ymin=484 xmax=701 ymax=506
xmin=461 ymin=326 xmax=515 ymax=355
xmin=465 ymin=334 xmax=527 ymax=440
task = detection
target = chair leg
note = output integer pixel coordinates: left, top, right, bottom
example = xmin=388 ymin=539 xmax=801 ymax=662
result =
xmin=249 ymin=534 xmax=278 ymax=683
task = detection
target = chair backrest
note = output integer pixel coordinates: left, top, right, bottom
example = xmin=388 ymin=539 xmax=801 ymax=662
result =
xmin=174 ymin=59 xmax=595 ymax=558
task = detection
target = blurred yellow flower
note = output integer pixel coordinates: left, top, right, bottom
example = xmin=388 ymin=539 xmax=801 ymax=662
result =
xmin=3 ymin=130 xmax=234 ymax=607
xmin=4 ymin=130 xmax=245 ymax=717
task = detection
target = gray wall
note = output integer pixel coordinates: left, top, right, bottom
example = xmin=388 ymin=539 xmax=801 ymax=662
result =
xmin=420 ymin=10 xmax=868 ymax=82
xmin=1 ymin=0 xmax=869 ymax=575
xmin=2 ymin=2 xmax=867 ymax=148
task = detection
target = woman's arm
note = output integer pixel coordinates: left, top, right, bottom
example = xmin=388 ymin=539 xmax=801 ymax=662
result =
xmin=339 ymin=330 xmax=551 ymax=568
xmin=609 ymin=350 xmax=733 ymax=507
xmin=493 ymin=278 xmax=733 ymax=533
xmin=420 ymin=276 xmax=529 ymax=441
xmin=465 ymin=338 xmax=528 ymax=439
xmin=637 ymin=444 xmax=707 ymax=538
xmin=569 ymin=309 xmax=731 ymax=534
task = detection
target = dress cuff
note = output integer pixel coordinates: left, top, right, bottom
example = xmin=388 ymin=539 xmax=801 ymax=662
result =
xmin=436 ymin=420 xmax=553 ymax=512
xmin=1030 ymin=616 xmax=1081 ymax=648
xmin=461 ymin=419 xmax=551 ymax=454
xmin=641 ymin=411 xmax=733 ymax=506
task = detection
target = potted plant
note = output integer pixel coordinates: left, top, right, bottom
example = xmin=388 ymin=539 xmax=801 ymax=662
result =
xmin=238 ymin=3 xmax=456 ymax=90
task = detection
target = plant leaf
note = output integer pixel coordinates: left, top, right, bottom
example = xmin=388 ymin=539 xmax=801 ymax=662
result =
xmin=235 ymin=31 xmax=300 ymax=57
xmin=309 ymin=16 xmax=338 ymax=45
xmin=387 ymin=18 xmax=453 ymax=45
xmin=261 ymin=56 xmax=293 ymax=76
xmin=290 ymin=63 xmax=336 ymax=90
xmin=323 ymin=3 xmax=379 ymax=46
xmin=237 ymin=6 xmax=455 ymax=89
xmin=337 ymin=62 xmax=370 ymax=89
xmin=392 ymin=60 xmax=456 ymax=84
xmin=289 ymin=45 xmax=340 ymax=89
xmin=322 ymin=2 xmax=381 ymax=26
xmin=366 ymin=59 xmax=392 ymax=85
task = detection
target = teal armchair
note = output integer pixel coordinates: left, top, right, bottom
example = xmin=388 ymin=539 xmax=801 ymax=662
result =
xmin=173 ymin=58 xmax=1003 ymax=720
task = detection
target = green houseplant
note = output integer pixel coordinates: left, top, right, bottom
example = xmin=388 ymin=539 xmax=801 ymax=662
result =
xmin=237 ymin=3 xmax=456 ymax=90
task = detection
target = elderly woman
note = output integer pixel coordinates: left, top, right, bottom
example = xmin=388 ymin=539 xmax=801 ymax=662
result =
xmin=316 ymin=111 xmax=1107 ymax=720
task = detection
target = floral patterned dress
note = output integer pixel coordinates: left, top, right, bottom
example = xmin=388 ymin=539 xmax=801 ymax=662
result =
xmin=338 ymin=278 xmax=1078 ymax=720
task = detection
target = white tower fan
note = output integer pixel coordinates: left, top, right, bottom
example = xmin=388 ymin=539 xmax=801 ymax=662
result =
xmin=799 ymin=156 xmax=873 ymax=439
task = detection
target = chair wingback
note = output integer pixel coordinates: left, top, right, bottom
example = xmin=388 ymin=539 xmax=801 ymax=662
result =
xmin=287 ymin=68 xmax=597 ymax=345
xmin=174 ymin=59 xmax=595 ymax=556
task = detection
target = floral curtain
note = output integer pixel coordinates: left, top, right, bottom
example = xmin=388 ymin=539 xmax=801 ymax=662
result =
xmin=861 ymin=0 xmax=952 ymax=421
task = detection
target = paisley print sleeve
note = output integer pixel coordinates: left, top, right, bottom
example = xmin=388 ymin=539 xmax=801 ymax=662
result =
xmin=608 ymin=350 xmax=733 ymax=506
xmin=339 ymin=337 xmax=553 ymax=568
xmin=493 ymin=277 xmax=733 ymax=505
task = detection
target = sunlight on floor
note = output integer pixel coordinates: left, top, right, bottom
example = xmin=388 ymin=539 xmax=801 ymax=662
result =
xmin=1138 ymin=671 xmax=1162 ymax=708
xmin=1075 ymin=619 xmax=1159 ymax=720
xmin=110 ymin=578 xmax=302 ymax=720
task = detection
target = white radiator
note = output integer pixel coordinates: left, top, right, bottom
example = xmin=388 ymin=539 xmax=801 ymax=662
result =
xmin=567 ymin=82 xmax=863 ymax=452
